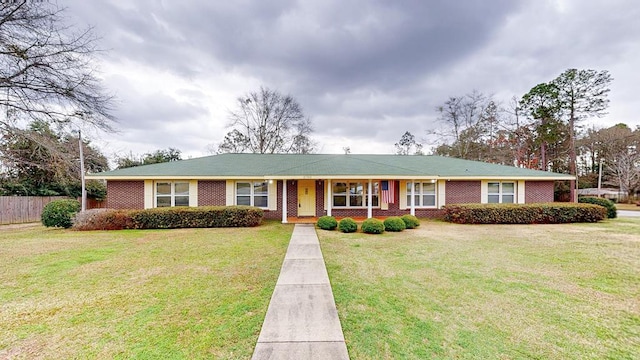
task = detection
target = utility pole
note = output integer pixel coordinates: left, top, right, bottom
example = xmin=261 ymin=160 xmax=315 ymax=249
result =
xmin=78 ymin=129 xmax=86 ymax=212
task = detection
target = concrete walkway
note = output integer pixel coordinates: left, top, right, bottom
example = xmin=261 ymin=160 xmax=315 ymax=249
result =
xmin=252 ymin=224 xmax=349 ymax=360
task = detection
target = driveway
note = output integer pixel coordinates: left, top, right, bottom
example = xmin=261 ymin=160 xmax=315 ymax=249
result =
xmin=618 ymin=210 xmax=640 ymax=217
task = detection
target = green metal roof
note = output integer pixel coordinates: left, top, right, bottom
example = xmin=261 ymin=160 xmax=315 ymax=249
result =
xmin=88 ymin=154 xmax=574 ymax=180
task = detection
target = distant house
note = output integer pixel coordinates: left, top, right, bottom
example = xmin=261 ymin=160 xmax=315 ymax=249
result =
xmin=577 ymin=188 xmax=624 ymax=202
xmin=86 ymin=154 xmax=574 ymax=222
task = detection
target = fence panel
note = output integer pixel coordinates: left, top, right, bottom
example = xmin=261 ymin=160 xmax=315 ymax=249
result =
xmin=0 ymin=196 xmax=68 ymax=225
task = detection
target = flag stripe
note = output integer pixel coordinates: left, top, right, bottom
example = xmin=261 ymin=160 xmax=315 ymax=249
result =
xmin=381 ymin=180 xmax=395 ymax=204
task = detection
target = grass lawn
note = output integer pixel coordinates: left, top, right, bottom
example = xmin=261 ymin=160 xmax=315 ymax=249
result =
xmin=319 ymin=218 xmax=640 ymax=359
xmin=0 ymin=222 xmax=292 ymax=359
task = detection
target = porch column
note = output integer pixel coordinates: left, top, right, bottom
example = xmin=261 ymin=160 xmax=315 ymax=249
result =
xmin=281 ymin=180 xmax=288 ymax=223
xmin=327 ymin=179 xmax=332 ymax=217
xmin=410 ymin=179 xmax=416 ymax=216
xmin=367 ymin=180 xmax=373 ymax=219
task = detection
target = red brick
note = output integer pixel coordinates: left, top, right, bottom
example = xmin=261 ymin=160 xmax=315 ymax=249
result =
xmin=198 ymin=181 xmax=226 ymax=206
xmin=525 ymin=181 xmax=555 ymax=203
xmin=445 ymin=181 xmax=481 ymax=204
xmin=106 ymin=181 xmax=144 ymax=209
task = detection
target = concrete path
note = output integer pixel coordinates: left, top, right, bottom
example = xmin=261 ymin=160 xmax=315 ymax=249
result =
xmin=252 ymin=224 xmax=349 ymax=360
xmin=618 ymin=210 xmax=640 ymax=217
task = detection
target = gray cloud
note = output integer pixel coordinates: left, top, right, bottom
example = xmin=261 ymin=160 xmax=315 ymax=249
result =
xmin=61 ymin=0 xmax=640 ymax=156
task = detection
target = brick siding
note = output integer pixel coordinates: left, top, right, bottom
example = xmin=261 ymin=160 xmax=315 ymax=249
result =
xmin=198 ymin=180 xmax=226 ymax=206
xmin=525 ymin=181 xmax=555 ymax=203
xmin=445 ymin=181 xmax=481 ymax=204
xmin=106 ymin=181 xmax=144 ymax=209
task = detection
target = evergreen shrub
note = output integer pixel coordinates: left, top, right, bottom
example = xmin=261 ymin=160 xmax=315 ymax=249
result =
xmin=401 ymin=214 xmax=420 ymax=229
xmin=578 ymin=196 xmax=617 ymax=218
xmin=317 ymin=216 xmax=338 ymax=230
xmin=362 ymin=218 xmax=385 ymax=234
xmin=41 ymin=199 xmax=80 ymax=228
xmin=338 ymin=217 xmax=358 ymax=233
xmin=383 ymin=216 xmax=406 ymax=232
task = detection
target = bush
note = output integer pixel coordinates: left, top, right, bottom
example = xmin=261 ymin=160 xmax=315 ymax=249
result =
xmin=338 ymin=217 xmax=358 ymax=233
xmin=41 ymin=199 xmax=81 ymax=228
xmin=401 ymin=214 xmax=420 ymax=229
xmin=317 ymin=215 xmax=338 ymax=230
xmin=578 ymin=196 xmax=617 ymax=218
xmin=73 ymin=209 xmax=134 ymax=230
xmin=129 ymin=206 xmax=263 ymax=229
xmin=72 ymin=206 xmax=263 ymax=230
xmin=362 ymin=218 xmax=385 ymax=234
xmin=383 ymin=216 xmax=406 ymax=232
xmin=442 ymin=203 xmax=606 ymax=224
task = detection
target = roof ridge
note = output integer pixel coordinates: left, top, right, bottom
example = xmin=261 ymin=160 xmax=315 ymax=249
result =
xmin=271 ymin=154 xmax=339 ymax=175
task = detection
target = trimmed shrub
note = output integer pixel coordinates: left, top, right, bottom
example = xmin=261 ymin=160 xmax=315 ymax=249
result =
xmin=338 ymin=217 xmax=358 ymax=233
xmin=41 ymin=199 xmax=81 ymax=228
xmin=72 ymin=206 xmax=263 ymax=230
xmin=73 ymin=209 xmax=134 ymax=230
xmin=129 ymin=206 xmax=263 ymax=229
xmin=362 ymin=218 xmax=385 ymax=234
xmin=401 ymin=214 xmax=420 ymax=229
xmin=317 ymin=216 xmax=338 ymax=230
xmin=383 ymin=216 xmax=406 ymax=232
xmin=442 ymin=203 xmax=606 ymax=224
xmin=579 ymin=196 xmax=617 ymax=218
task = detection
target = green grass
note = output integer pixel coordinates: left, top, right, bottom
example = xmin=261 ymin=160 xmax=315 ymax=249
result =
xmin=318 ymin=218 xmax=640 ymax=359
xmin=0 ymin=222 xmax=292 ymax=359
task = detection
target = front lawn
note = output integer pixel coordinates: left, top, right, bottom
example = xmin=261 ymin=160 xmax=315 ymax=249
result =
xmin=319 ymin=219 xmax=640 ymax=359
xmin=0 ymin=223 xmax=292 ymax=359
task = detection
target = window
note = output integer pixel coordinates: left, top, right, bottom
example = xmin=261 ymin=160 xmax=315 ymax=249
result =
xmin=332 ymin=181 xmax=379 ymax=207
xmin=406 ymin=181 xmax=437 ymax=207
xmin=156 ymin=182 xmax=189 ymax=207
xmin=488 ymin=182 xmax=515 ymax=203
xmin=236 ymin=181 xmax=269 ymax=208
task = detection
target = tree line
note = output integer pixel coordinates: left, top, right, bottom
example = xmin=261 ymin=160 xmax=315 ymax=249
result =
xmin=399 ymin=69 xmax=638 ymax=201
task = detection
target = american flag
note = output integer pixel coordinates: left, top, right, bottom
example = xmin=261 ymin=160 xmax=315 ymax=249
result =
xmin=381 ymin=180 xmax=395 ymax=204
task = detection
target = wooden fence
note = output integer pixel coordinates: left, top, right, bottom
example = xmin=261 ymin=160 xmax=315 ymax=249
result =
xmin=0 ymin=196 xmax=68 ymax=225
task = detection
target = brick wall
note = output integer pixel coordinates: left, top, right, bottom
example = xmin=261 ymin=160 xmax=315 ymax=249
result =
xmin=525 ymin=181 xmax=555 ymax=203
xmin=198 ymin=180 xmax=226 ymax=206
xmin=106 ymin=181 xmax=144 ymax=209
xmin=445 ymin=181 xmax=481 ymax=204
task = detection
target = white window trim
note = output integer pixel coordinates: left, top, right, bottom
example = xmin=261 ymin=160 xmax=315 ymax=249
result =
xmin=486 ymin=181 xmax=517 ymax=204
xmin=235 ymin=181 xmax=270 ymax=209
xmin=406 ymin=181 xmax=438 ymax=208
xmin=155 ymin=181 xmax=190 ymax=207
xmin=331 ymin=180 xmax=380 ymax=209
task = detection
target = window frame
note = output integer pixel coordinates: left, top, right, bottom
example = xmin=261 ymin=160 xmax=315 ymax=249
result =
xmin=332 ymin=181 xmax=379 ymax=208
xmin=406 ymin=181 xmax=437 ymax=208
xmin=487 ymin=181 xmax=516 ymax=204
xmin=155 ymin=181 xmax=190 ymax=207
xmin=235 ymin=181 xmax=270 ymax=209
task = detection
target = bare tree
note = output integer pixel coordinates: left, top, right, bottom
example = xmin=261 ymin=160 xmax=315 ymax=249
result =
xmin=0 ymin=1 xmax=115 ymax=132
xmin=217 ymin=86 xmax=314 ymax=154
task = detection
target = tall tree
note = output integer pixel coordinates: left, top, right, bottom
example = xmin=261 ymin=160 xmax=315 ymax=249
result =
xmin=552 ymin=69 xmax=612 ymax=200
xmin=0 ymin=1 xmax=115 ymax=132
xmin=217 ymin=86 xmax=314 ymax=154
xmin=0 ymin=120 xmax=108 ymax=198
xmin=395 ymin=131 xmax=423 ymax=155
xmin=520 ymin=83 xmax=566 ymax=171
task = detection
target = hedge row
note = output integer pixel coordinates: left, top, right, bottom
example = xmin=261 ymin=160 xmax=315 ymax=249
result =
xmin=73 ymin=206 xmax=263 ymax=230
xmin=442 ymin=203 xmax=607 ymax=224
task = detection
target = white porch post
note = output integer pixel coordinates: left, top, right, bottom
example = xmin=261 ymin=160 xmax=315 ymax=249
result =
xmin=282 ymin=180 xmax=288 ymax=223
xmin=327 ymin=180 xmax=332 ymax=217
xmin=410 ymin=179 xmax=416 ymax=216
xmin=367 ymin=180 xmax=373 ymax=219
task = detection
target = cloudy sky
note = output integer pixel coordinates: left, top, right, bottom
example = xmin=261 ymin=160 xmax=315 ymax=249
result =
xmin=62 ymin=0 xmax=640 ymax=161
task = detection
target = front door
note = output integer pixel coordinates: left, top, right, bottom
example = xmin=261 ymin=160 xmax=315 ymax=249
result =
xmin=297 ymin=180 xmax=316 ymax=216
